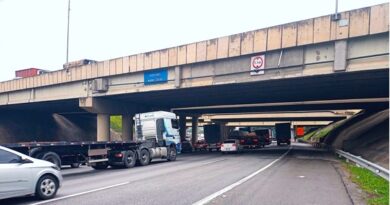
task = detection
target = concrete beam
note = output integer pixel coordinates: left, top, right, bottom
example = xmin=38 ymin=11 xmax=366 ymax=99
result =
xmin=79 ymin=97 xmax=145 ymax=114
xmin=334 ymin=40 xmax=348 ymax=71
xmin=122 ymin=114 xmax=134 ymax=141
xmin=97 ymin=114 xmax=110 ymax=141
xmin=191 ymin=116 xmax=199 ymax=144
xmin=175 ymin=66 xmax=181 ymax=88
xmin=179 ymin=115 xmax=187 ymax=142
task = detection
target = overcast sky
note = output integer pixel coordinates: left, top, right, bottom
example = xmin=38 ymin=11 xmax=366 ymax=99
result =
xmin=0 ymin=0 xmax=387 ymax=82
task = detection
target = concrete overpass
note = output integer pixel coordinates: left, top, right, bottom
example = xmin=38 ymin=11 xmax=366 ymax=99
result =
xmin=0 ymin=4 xmax=388 ymax=143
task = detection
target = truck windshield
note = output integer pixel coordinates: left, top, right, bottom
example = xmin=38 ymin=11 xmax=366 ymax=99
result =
xmin=171 ymin=119 xmax=179 ymax=129
xmin=163 ymin=119 xmax=174 ymax=136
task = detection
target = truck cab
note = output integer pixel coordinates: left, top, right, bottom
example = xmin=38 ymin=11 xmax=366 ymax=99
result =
xmin=135 ymin=111 xmax=181 ymax=161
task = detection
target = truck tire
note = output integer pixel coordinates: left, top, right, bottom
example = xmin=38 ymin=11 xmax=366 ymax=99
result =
xmin=29 ymin=147 xmax=43 ymax=158
xmin=139 ymin=149 xmax=150 ymax=166
xmin=70 ymin=163 xmax=80 ymax=168
xmin=35 ymin=174 xmax=59 ymax=200
xmin=91 ymin=162 xmax=108 ymax=170
xmin=123 ymin=150 xmax=136 ymax=168
xmin=167 ymin=146 xmax=177 ymax=161
xmin=277 ymin=141 xmax=281 ymax=146
xmin=41 ymin=152 xmax=61 ymax=169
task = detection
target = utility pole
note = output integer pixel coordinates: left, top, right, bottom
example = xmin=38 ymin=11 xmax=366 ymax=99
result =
xmin=332 ymin=0 xmax=340 ymax=21
xmin=66 ymin=0 xmax=71 ymax=66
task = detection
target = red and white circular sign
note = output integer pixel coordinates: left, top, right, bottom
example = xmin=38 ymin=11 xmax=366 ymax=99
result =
xmin=252 ymin=56 xmax=264 ymax=68
xmin=250 ymin=55 xmax=265 ymax=75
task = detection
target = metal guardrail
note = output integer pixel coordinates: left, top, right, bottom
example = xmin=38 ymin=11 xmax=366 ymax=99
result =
xmin=336 ymin=149 xmax=389 ymax=181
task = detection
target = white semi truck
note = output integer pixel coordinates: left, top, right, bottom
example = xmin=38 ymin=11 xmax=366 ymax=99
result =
xmin=3 ymin=111 xmax=182 ymax=170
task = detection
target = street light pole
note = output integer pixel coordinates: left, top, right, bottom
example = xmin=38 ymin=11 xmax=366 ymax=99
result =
xmin=332 ymin=0 xmax=340 ymax=21
xmin=66 ymin=0 xmax=71 ymax=66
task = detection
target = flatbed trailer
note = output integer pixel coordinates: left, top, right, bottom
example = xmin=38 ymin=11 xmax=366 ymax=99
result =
xmin=2 ymin=140 xmax=171 ymax=170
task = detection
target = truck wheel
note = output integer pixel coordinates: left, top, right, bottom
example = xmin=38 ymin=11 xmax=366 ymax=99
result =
xmin=277 ymin=141 xmax=281 ymax=146
xmin=167 ymin=146 xmax=177 ymax=161
xmin=35 ymin=175 xmax=59 ymax=200
xmin=139 ymin=149 xmax=150 ymax=166
xmin=91 ymin=162 xmax=108 ymax=170
xmin=123 ymin=150 xmax=136 ymax=168
xmin=42 ymin=152 xmax=61 ymax=169
xmin=70 ymin=163 xmax=80 ymax=168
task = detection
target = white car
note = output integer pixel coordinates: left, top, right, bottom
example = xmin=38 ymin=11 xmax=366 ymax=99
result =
xmin=220 ymin=139 xmax=242 ymax=153
xmin=0 ymin=145 xmax=62 ymax=200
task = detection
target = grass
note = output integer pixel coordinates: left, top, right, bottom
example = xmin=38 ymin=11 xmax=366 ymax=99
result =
xmin=301 ymin=120 xmax=345 ymax=142
xmin=343 ymin=162 xmax=389 ymax=205
xmin=302 ymin=130 xmax=316 ymax=142
xmin=311 ymin=125 xmax=334 ymax=141
xmin=110 ymin=115 xmax=122 ymax=133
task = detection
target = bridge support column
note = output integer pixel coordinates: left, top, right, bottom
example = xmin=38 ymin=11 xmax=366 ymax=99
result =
xmin=122 ymin=114 xmax=134 ymax=141
xmin=97 ymin=114 xmax=110 ymax=141
xmin=191 ymin=116 xmax=199 ymax=145
xmin=179 ymin=115 xmax=187 ymax=142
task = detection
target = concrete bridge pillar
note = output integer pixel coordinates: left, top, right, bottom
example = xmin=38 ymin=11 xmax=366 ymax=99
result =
xmin=191 ymin=116 xmax=199 ymax=145
xmin=122 ymin=114 xmax=134 ymax=141
xmin=179 ymin=115 xmax=187 ymax=142
xmin=97 ymin=114 xmax=110 ymax=141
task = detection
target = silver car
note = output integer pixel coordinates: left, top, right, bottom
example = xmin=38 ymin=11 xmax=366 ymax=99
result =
xmin=0 ymin=145 xmax=62 ymax=200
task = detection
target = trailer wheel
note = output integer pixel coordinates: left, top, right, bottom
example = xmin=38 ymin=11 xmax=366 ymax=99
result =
xmin=167 ymin=146 xmax=177 ymax=161
xmin=91 ymin=162 xmax=108 ymax=170
xmin=139 ymin=149 xmax=150 ymax=166
xmin=70 ymin=163 xmax=80 ymax=168
xmin=42 ymin=152 xmax=61 ymax=169
xmin=123 ymin=150 xmax=136 ymax=168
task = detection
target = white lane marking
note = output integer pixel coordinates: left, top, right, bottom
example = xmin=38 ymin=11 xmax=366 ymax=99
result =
xmin=193 ymin=147 xmax=292 ymax=205
xmin=30 ymin=159 xmax=225 ymax=205
xmin=30 ymin=182 xmax=130 ymax=205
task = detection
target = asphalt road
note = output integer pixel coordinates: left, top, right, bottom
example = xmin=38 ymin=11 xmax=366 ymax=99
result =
xmin=2 ymin=143 xmax=353 ymax=205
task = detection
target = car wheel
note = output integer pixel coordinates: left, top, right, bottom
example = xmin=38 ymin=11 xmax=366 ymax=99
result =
xmin=35 ymin=175 xmax=59 ymax=200
xmin=167 ymin=146 xmax=177 ymax=161
xmin=139 ymin=149 xmax=150 ymax=166
xmin=123 ymin=150 xmax=136 ymax=168
xmin=41 ymin=152 xmax=61 ymax=169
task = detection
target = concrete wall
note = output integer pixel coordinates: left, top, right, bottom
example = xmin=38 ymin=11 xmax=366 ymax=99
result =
xmin=0 ymin=111 xmax=96 ymax=143
xmin=0 ymin=32 xmax=388 ymax=107
xmin=0 ymin=3 xmax=388 ymax=94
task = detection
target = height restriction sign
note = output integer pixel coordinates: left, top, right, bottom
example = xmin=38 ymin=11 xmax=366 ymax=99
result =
xmin=250 ymin=55 xmax=265 ymax=75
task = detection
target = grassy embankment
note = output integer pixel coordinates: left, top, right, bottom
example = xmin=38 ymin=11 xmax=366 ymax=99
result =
xmin=343 ymin=162 xmax=389 ymax=205
xmin=301 ymin=120 xmax=344 ymax=143
xmin=110 ymin=115 xmax=122 ymax=133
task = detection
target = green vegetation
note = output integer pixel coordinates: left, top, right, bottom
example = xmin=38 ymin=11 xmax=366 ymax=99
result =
xmin=344 ymin=162 xmax=389 ymax=205
xmin=110 ymin=115 xmax=122 ymax=133
xmin=302 ymin=130 xmax=316 ymax=141
xmin=310 ymin=125 xmax=334 ymax=141
xmin=301 ymin=120 xmax=345 ymax=142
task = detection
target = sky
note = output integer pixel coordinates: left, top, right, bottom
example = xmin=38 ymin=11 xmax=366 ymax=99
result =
xmin=0 ymin=0 xmax=387 ymax=82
